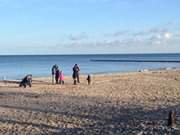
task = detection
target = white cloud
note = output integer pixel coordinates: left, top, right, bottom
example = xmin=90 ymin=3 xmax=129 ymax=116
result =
xmin=66 ymin=33 xmax=88 ymax=41
xmin=164 ymin=32 xmax=171 ymax=40
xmin=104 ymin=30 xmax=129 ymax=37
xmin=56 ymin=29 xmax=175 ymax=48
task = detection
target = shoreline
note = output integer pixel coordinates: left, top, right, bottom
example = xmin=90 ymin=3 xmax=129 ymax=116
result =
xmin=1 ymin=67 xmax=180 ymax=82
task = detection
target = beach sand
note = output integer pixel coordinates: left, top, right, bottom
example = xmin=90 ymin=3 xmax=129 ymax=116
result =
xmin=0 ymin=69 xmax=180 ymax=135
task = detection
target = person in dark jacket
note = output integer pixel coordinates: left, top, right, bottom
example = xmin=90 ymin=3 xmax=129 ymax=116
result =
xmin=19 ymin=74 xmax=32 ymax=88
xmin=51 ymin=64 xmax=58 ymax=84
xmin=55 ymin=69 xmax=60 ymax=84
xmin=72 ymin=64 xmax=80 ymax=85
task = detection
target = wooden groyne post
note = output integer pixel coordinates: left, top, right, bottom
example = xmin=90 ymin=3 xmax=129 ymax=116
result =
xmin=167 ymin=110 xmax=176 ymax=127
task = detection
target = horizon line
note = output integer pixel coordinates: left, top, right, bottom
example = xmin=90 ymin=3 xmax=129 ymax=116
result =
xmin=0 ymin=52 xmax=180 ymax=56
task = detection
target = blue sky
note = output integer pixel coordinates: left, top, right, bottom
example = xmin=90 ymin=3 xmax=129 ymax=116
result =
xmin=0 ymin=0 xmax=180 ymax=54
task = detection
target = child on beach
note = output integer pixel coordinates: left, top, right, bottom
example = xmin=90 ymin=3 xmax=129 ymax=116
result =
xmin=59 ymin=71 xmax=64 ymax=85
xmin=87 ymin=74 xmax=91 ymax=85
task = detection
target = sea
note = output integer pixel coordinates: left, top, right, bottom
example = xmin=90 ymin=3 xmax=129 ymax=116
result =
xmin=0 ymin=53 xmax=180 ymax=80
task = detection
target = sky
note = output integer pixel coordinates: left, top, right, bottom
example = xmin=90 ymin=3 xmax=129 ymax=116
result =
xmin=0 ymin=0 xmax=180 ymax=54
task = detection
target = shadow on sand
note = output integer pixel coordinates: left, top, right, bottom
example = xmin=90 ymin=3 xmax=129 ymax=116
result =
xmin=0 ymin=93 xmax=179 ymax=135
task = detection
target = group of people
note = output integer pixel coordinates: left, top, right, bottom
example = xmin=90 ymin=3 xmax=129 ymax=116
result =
xmin=19 ymin=64 xmax=89 ymax=88
xmin=51 ymin=64 xmax=65 ymax=85
xmin=51 ymin=64 xmax=81 ymax=85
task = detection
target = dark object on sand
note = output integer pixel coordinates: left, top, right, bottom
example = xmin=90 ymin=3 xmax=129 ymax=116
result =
xmin=19 ymin=74 xmax=32 ymax=88
xmin=87 ymin=75 xmax=91 ymax=85
xmin=167 ymin=110 xmax=176 ymax=127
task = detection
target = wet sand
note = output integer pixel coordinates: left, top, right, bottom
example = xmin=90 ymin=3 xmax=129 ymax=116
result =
xmin=0 ymin=69 xmax=180 ymax=135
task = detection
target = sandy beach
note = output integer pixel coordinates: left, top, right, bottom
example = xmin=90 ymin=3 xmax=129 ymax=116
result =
xmin=0 ymin=69 xmax=180 ymax=135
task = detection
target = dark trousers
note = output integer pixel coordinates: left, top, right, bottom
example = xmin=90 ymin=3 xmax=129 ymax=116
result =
xmin=55 ymin=77 xmax=59 ymax=84
xmin=77 ymin=73 xmax=80 ymax=83
xmin=73 ymin=72 xmax=79 ymax=85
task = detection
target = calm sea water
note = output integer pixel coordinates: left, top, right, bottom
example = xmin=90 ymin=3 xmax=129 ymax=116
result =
xmin=0 ymin=54 xmax=180 ymax=80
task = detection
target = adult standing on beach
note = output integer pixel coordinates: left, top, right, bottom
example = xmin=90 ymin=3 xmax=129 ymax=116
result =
xmin=51 ymin=64 xmax=58 ymax=84
xmin=55 ymin=69 xmax=60 ymax=84
xmin=72 ymin=64 xmax=80 ymax=85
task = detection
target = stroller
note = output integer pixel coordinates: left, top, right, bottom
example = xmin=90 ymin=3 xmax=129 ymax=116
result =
xmin=19 ymin=74 xmax=32 ymax=88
